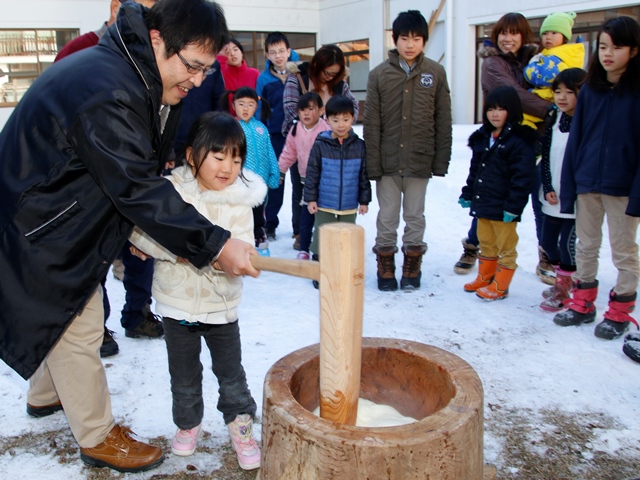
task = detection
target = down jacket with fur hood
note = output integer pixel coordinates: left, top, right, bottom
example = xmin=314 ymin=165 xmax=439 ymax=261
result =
xmin=478 ymin=41 xmax=552 ymax=120
xmin=129 ymin=166 xmax=267 ymax=324
xmin=461 ymin=123 xmax=540 ymax=221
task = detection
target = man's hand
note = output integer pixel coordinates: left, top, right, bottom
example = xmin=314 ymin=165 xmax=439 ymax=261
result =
xmin=130 ymin=244 xmax=152 ymax=261
xmin=214 ymin=238 xmax=260 ymax=278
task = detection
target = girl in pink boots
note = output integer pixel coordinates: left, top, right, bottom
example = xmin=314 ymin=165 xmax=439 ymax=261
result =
xmin=554 ymin=17 xmax=640 ymax=341
xmin=538 ymin=68 xmax=586 ymax=311
xmin=129 ymin=112 xmax=263 ymax=470
xmin=460 ymin=86 xmax=539 ymax=301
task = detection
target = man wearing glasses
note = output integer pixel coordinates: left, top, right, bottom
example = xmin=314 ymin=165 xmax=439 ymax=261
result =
xmin=0 ymin=0 xmax=258 ymax=473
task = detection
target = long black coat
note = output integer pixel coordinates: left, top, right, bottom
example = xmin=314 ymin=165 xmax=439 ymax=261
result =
xmin=461 ymin=123 xmax=539 ymax=221
xmin=0 ymin=3 xmax=229 ymax=379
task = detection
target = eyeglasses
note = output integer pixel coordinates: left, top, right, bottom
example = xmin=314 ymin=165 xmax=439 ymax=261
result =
xmin=176 ymin=52 xmax=215 ymax=76
xmin=268 ymin=48 xmax=289 ymax=57
xmin=323 ymin=69 xmax=339 ymax=79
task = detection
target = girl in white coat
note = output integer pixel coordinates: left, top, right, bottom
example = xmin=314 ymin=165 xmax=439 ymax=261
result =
xmin=129 ymin=112 xmax=266 ymax=470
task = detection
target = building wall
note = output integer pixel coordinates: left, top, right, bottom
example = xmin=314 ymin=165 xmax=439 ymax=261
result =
xmin=1 ymin=0 xmax=638 ymax=126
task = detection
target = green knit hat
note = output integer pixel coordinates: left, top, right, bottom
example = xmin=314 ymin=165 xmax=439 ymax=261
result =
xmin=540 ymin=11 xmax=576 ymax=41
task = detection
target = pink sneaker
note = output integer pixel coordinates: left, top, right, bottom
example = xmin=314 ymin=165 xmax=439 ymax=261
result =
xmin=227 ymin=414 xmax=261 ymax=470
xmin=171 ymin=424 xmax=201 ymax=456
xmin=297 ymin=251 xmax=311 ymax=260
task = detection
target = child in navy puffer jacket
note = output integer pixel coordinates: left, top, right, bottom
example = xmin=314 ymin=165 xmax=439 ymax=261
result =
xmin=460 ymin=86 xmax=539 ymax=301
xmin=304 ymin=96 xmax=371 ymax=283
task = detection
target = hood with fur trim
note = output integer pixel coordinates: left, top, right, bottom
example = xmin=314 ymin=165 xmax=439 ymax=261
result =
xmin=477 ymin=41 xmax=539 ymax=65
xmin=169 ymin=165 xmax=267 ymax=209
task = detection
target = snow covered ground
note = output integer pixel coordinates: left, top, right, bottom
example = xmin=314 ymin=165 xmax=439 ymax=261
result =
xmin=1 ymin=124 xmax=639 ymax=479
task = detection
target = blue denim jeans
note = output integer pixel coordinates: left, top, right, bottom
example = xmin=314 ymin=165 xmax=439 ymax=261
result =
xmin=163 ymin=317 xmax=256 ymax=429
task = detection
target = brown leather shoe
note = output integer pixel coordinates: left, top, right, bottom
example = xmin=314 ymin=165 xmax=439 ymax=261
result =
xmin=80 ymin=425 xmax=164 ymax=473
xmin=26 ymin=400 xmax=63 ymax=418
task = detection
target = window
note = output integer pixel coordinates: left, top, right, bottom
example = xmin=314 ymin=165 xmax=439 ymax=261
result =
xmin=0 ymin=29 xmax=77 ymax=106
xmin=335 ymin=39 xmax=370 ymax=104
xmin=335 ymin=39 xmax=370 ymax=123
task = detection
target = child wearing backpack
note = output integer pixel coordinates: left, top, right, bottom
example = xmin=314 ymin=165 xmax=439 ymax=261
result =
xmin=278 ymin=92 xmax=331 ymax=260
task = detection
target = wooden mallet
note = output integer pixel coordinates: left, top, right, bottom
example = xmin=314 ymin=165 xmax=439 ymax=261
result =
xmin=249 ymin=223 xmax=364 ymax=425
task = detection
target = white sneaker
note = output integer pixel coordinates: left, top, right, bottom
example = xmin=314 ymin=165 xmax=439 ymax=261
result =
xmin=171 ymin=424 xmax=201 ymax=456
xmin=227 ymin=414 xmax=261 ymax=470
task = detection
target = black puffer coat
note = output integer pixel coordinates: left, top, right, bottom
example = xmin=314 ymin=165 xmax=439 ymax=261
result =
xmin=461 ymin=123 xmax=539 ymax=221
xmin=0 ymin=3 xmax=229 ymax=379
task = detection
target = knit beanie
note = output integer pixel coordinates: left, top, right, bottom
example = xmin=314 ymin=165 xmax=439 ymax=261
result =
xmin=540 ymin=12 xmax=576 ymax=41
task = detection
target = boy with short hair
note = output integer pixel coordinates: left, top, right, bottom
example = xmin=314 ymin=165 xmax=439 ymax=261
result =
xmin=279 ymin=92 xmax=331 ymax=260
xmin=256 ymin=32 xmax=301 ymax=244
xmin=305 ymin=96 xmax=371 ymax=283
xmin=364 ymin=9 xmax=452 ymax=291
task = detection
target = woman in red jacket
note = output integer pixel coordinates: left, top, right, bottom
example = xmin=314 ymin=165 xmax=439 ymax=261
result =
xmin=218 ymin=38 xmax=260 ymax=115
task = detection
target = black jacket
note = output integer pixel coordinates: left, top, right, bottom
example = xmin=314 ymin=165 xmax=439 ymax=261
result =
xmin=0 ymin=3 xmax=229 ymax=379
xmin=461 ymin=123 xmax=539 ymax=221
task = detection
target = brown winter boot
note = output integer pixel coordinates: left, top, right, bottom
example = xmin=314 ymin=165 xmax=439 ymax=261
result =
xmin=476 ymin=265 xmax=515 ymax=301
xmin=400 ymin=245 xmax=426 ymax=290
xmin=540 ymin=268 xmax=573 ymax=312
xmin=594 ymin=291 xmax=638 ymax=340
xmin=536 ymin=245 xmax=556 ymax=285
xmin=464 ymin=257 xmax=497 ymax=292
xmin=373 ymin=245 xmax=398 ymax=291
xmin=80 ymin=425 xmax=164 ymax=473
xmin=454 ymin=238 xmax=479 ymax=274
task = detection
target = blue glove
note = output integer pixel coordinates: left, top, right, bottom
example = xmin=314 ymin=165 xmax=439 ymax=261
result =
xmin=503 ymin=211 xmax=518 ymax=222
xmin=458 ymin=198 xmax=471 ymax=209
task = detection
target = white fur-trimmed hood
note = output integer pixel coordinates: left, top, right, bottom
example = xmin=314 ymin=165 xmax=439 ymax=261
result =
xmin=169 ymin=165 xmax=267 ymax=208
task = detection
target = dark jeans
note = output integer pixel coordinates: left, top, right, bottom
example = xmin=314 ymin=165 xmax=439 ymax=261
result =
xmin=540 ymin=215 xmax=577 ymax=270
xmin=299 ymin=196 xmax=315 ymax=253
xmin=467 ymin=217 xmax=479 ymax=246
xmin=265 ymin=160 xmax=302 ymax=235
xmin=101 ymin=276 xmax=110 ymax=324
xmin=120 ymin=241 xmax=153 ymax=329
xmin=265 ymin=133 xmax=286 ymax=232
xmin=163 ymin=317 xmax=256 ymax=428
xmin=253 ymin=200 xmax=267 ymax=246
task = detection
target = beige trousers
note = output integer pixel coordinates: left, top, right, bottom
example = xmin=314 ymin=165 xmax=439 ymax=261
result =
xmin=374 ymin=175 xmax=429 ymax=250
xmin=27 ymin=287 xmax=115 ymax=447
xmin=575 ymin=193 xmax=640 ymax=295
